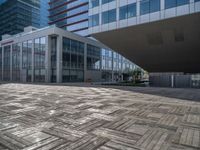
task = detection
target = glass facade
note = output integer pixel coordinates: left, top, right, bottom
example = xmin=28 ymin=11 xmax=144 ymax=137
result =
xmin=87 ymin=44 xmax=101 ymax=70
xmin=49 ymin=0 xmax=136 ymax=82
xmin=0 ymin=35 xmax=47 ymax=83
xmin=3 ymin=45 xmax=10 ymax=81
xmin=40 ymin=0 xmax=50 ymax=27
xmin=49 ymin=0 xmax=89 ymax=36
xmin=51 ymin=37 xmax=57 ymax=82
xmin=62 ymin=37 xmax=84 ymax=82
xmin=34 ymin=37 xmax=46 ymax=82
xmin=120 ymin=3 xmax=136 ymax=20
xmin=89 ymin=14 xmax=99 ymax=27
xmin=102 ymin=9 xmax=116 ymax=24
xmin=22 ymin=40 xmax=32 ymax=82
xmin=0 ymin=0 xmax=40 ymax=40
xmin=0 ymin=47 xmax=2 ymax=80
xmin=140 ymin=0 xmax=160 ymax=15
xmin=165 ymin=0 xmax=189 ymax=9
xmin=102 ymin=0 xmax=115 ymax=4
xmin=91 ymin=0 xmax=99 ymax=8
xmin=12 ymin=43 xmax=20 ymax=81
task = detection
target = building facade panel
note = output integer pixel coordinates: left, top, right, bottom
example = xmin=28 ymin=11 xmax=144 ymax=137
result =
xmin=49 ymin=0 xmax=138 ymax=82
xmin=88 ymin=0 xmax=200 ymax=34
xmin=0 ymin=26 xmax=137 ymax=83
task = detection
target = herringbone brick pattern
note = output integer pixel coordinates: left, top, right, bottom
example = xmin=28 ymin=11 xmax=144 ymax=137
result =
xmin=0 ymin=84 xmax=200 ymax=150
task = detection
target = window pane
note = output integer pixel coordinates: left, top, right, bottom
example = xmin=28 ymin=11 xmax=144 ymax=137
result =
xmin=102 ymin=0 xmax=115 ymax=4
xmin=140 ymin=0 xmax=150 ymax=15
xmin=150 ymin=0 xmax=160 ymax=13
xmin=102 ymin=11 xmax=109 ymax=24
xmin=91 ymin=0 xmax=99 ymax=8
xmin=165 ymin=0 xmax=176 ymax=9
xmin=109 ymin=9 xmax=116 ymax=23
xmin=119 ymin=5 xmax=127 ymax=20
xmin=128 ymin=3 xmax=136 ymax=17
xmin=177 ymin=0 xmax=189 ymax=6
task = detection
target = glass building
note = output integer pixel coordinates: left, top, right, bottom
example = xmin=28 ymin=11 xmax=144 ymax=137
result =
xmin=0 ymin=0 xmax=50 ymax=40
xmin=49 ymin=0 xmax=137 ymax=82
xmin=40 ymin=0 xmax=50 ymax=27
xmin=0 ymin=0 xmax=40 ymax=40
xmin=0 ymin=26 xmax=109 ymax=83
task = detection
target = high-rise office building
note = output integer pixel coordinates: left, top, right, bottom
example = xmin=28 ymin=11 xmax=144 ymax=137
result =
xmin=49 ymin=0 xmax=89 ymax=36
xmin=0 ymin=0 xmax=50 ymax=39
xmin=49 ymin=0 xmax=137 ymax=81
xmin=0 ymin=0 xmax=6 ymax=4
xmin=40 ymin=0 xmax=50 ymax=27
xmin=0 ymin=0 xmax=40 ymax=39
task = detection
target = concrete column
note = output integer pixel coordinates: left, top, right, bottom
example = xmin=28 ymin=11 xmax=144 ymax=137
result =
xmin=136 ymin=0 xmax=140 ymax=23
xmin=111 ymin=51 xmax=114 ymax=82
xmin=19 ymin=43 xmax=23 ymax=82
xmin=31 ymin=39 xmax=34 ymax=82
xmin=84 ymin=43 xmax=87 ymax=82
xmin=160 ymin=0 xmax=165 ymax=10
xmin=171 ymin=74 xmax=174 ymax=88
xmin=45 ymin=36 xmax=51 ymax=83
xmin=0 ymin=47 xmax=2 ymax=81
xmin=2 ymin=46 xmax=4 ymax=81
xmin=10 ymin=44 xmax=13 ymax=81
xmin=56 ymin=35 xmax=63 ymax=83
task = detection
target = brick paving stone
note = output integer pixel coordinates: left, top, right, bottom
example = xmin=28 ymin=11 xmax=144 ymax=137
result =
xmin=0 ymin=83 xmax=200 ymax=150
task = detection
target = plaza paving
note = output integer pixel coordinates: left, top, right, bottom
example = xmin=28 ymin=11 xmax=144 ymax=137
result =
xmin=0 ymin=83 xmax=200 ymax=150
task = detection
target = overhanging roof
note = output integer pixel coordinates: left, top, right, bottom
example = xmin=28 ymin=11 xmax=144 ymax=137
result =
xmin=92 ymin=13 xmax=200 ymax=73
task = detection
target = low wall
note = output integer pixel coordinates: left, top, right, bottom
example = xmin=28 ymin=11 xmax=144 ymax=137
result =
xmin=149 ymin=73 xmax=200 ymax=88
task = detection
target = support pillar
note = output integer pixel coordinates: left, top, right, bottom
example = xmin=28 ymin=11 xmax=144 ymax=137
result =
xmin=10 ymin=44 xmax=13 ymax=81
xmin=84 ymin=43 xmax=87 ymax=82
xmin=171 ymin=74 xmax=174 ymax=88
xmin=111 ymin=51 xmax=114 ymax=82
xmin=2 ymin=47 xmax=4 ymax=81
xmin=19 ymin=43 xmax=23 ymax=82
xmin=45 ymin=36 xmax=51 ymax=83
xmin=31 ymin=39 xmax=34 ymax=82
xmin=56 ymin=35 xmax=62 ymax=83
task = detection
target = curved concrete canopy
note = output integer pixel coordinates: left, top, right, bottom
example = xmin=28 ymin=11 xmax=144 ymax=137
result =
xmin=92 ymin=13 xmax=200 ymax=73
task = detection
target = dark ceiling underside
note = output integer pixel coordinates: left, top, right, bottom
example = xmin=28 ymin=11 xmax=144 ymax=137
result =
xmin=93 ymin=13 xmax=200 ymax=73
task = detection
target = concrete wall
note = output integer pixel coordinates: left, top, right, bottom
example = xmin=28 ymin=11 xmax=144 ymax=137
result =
xmin=150 ymin=73 xmax=200 ymax=88
xmin=85 ymin=70 xmax=102 ymax=82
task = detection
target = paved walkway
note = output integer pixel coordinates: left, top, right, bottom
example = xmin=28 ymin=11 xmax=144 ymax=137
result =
xmin=0 ymin=83 xmax=200 ymax=150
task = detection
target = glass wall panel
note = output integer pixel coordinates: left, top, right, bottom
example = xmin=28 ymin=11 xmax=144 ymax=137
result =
xmin=51 ymin=37 xmax=57 ymax=82
xmin=87 ymin=44 xmax=100 ymax=70
xmin=3 ymin=45 xmax=11 ymax=81
xmin=102 ymin=9 xmax=116 ymax=24
xmin=120 ymin=3 xmax=136 ymax=20
xmin=140 ymin=0 xmax=160 ymax=15
xmin=34 ymin=37 xmax=46 ymax=82
xmin=62 ymin=37 xmax=84 ymax=82
xmin=12 ymin=43 xmax=20 ymax=81
xmin=165 ymin=0 xmax=189 ymax=9
xmin=22 ymin=40 xmax=32 ymax=82
xmin=0 ymin=47 xmax=2 ymax=80
xmin=102 ymin=0 xmax=115 ymax=4
xmin=91 ymin=0 xmax=99 ymax=8
xmin=89 ymin=14 xmax=99 ymax=27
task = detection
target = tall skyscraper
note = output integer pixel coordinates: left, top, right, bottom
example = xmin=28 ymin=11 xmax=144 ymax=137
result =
xmin=0 ymin=0 xmax=50 ymax=39
xmin=0 ymin=0 xmax=40 ymax=39
xmin=0 ymin=0 xmax=6 ymax=4
xmin=49 ymin=0 xmax=89 ymax=36
xmin=40 ymin=0 xmax=50 ymax=28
